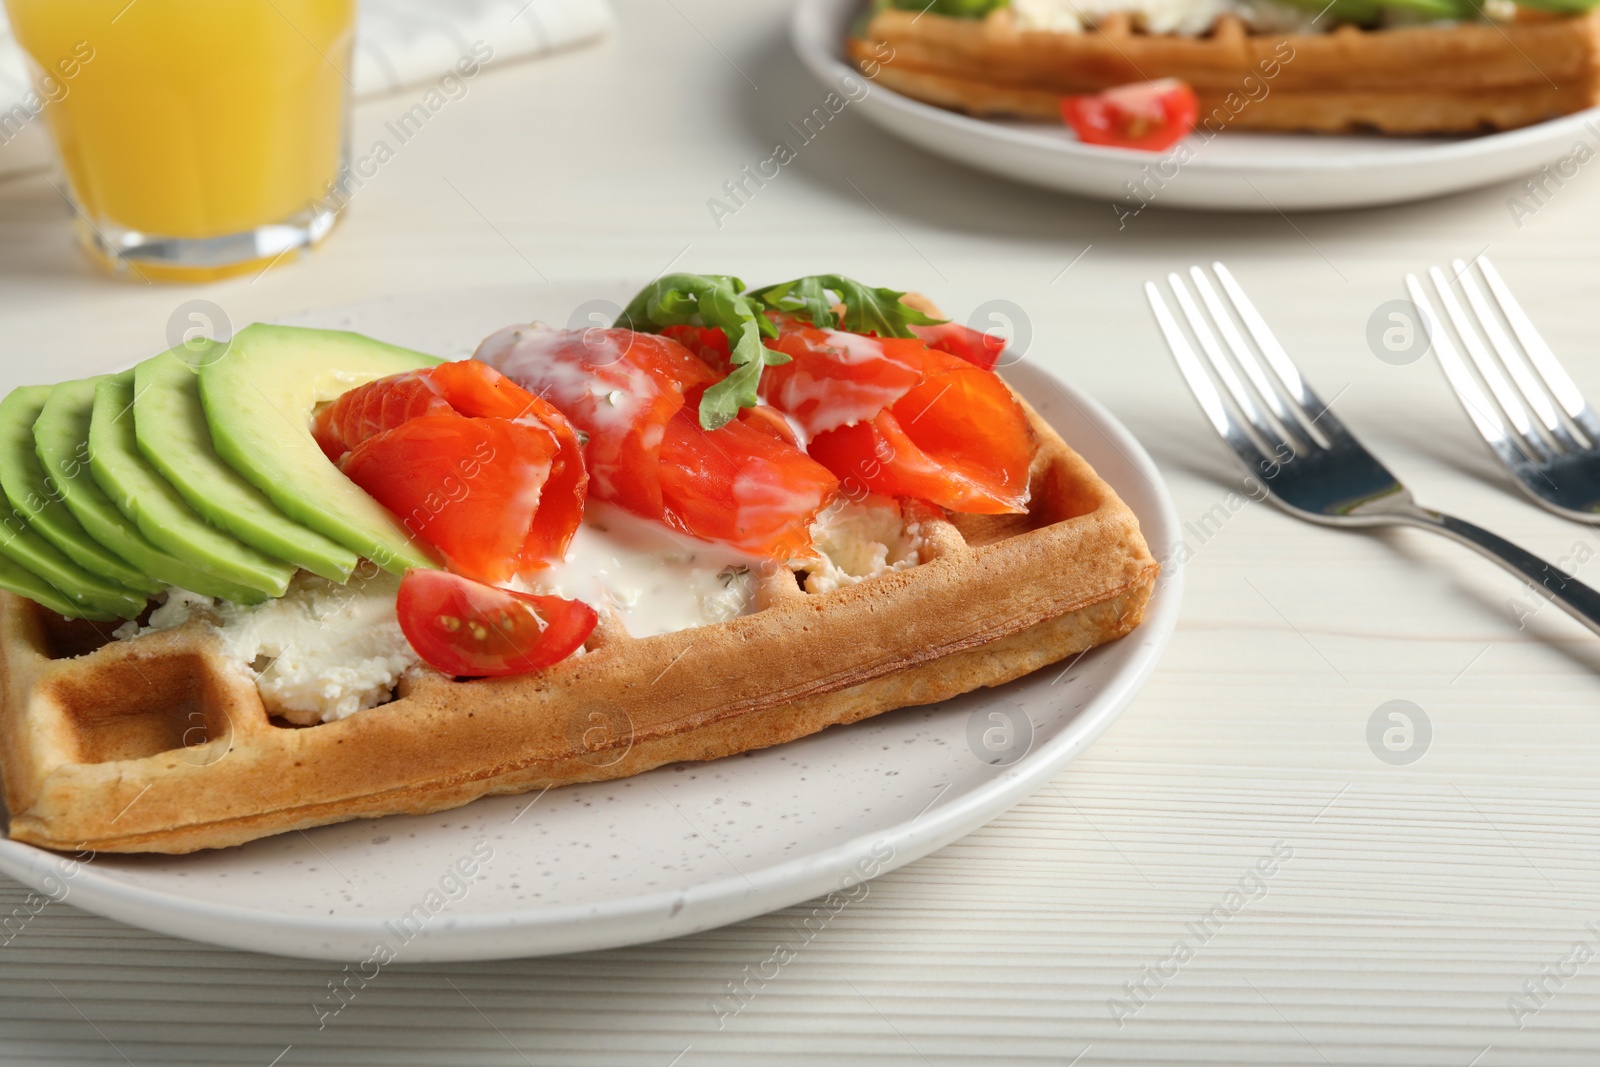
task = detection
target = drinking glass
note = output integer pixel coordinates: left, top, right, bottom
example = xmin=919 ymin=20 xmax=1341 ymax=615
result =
xmin=4 ymin=0 xmax=356 ymax=281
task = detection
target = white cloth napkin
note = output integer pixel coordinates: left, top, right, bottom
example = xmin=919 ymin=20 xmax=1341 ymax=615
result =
xmin=0 ymin=0 xmax=613 ymax=176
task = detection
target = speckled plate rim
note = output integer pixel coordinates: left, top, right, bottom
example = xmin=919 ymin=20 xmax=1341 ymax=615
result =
xmin=0 ymin=298 xmax=1182 ymax=963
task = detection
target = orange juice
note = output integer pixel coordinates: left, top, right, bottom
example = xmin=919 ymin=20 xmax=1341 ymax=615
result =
xmin=5 ymin=0 xmax=354 ymax=278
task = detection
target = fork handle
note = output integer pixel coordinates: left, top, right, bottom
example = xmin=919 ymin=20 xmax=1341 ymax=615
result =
xmin=1392 ymin=506 xmax=1600 ymax=637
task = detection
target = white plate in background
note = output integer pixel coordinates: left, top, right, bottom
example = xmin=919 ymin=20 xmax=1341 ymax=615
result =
xmin=792 ymin=0 xmax=1591 ymax=211
xmin=0 ymin=285 xmax=1181 ymax=962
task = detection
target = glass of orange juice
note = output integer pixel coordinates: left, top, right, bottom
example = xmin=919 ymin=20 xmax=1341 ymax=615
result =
xmin=4 ymin=0 xmax=355 ymax=282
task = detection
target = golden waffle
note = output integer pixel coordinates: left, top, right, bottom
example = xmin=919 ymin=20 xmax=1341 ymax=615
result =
xmin=0 ymin=392 xmax=1158 ymax=854
xmin=851 ymin=8 xmax=1600 ymax=133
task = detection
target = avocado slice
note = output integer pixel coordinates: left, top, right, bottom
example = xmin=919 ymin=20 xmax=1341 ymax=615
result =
xmin=0 ymin=385 xmax=160 ymax=594
xmin=89 ymin=372 xmax=293 ymax=598
xmin=0 ymin=482 xmax=144 ymax=621
xmin=199 ymin=324 xmax=441 ymax=574
xmin=0 ymin=533 xmax=133 ymax=619
xmin=133 ymin=344 xmax=359 ymax=583
xmin=35 ymin=378 xmax=269 ymax=604
xmin=0 ymin=546 xmax=95 ymax=619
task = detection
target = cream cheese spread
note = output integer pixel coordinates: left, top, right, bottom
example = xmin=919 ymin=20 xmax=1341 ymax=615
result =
xmin=1011 ymin=0 xmax=1324 ymax=34
xmin=117 ymin=570 xmax=419 ymax=726
xmin=528 ymin=497 xmax=927 ymax=627
xmin=801 ymin=498 xmax=923 ymax=595
xmin=112 ymin=502 xmax=926 ymax=724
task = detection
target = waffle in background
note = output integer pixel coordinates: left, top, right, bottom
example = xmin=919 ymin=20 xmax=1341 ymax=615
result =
xmin=850 ymin=7 xmax=1600 ymax=134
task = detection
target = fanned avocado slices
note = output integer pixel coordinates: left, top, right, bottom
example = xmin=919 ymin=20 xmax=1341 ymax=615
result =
xmin=0 ymin=324 xmax=450 ymax=613
xmin=0 ymin=385 xmax=160 ymax=595
xmin=0 ymin=464 xmax=145 ymax=621
xmin=0 ymin=523 xmax=135 ymax=618
xmin=0 ymin=544 xmax=99 ymax=619
xmin=198 ymin=324 xmax=441 ymax=575
xmin=133 ymin=343 xmax=359 ymax=583
xmin=35 ymin=377 xmax=270 ymax=604
xmin=89 ymin=372 xmax=293 ymax=599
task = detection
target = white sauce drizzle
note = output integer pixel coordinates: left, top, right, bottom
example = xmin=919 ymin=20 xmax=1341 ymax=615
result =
xmin=523 ymin=502 xmax=759 ymax=637
xmin=774 ymin=371 xmax=905 ymax=436
xmin=820 ymin=329 xmax=888 ymax=365
xmin=475 ymin=323 xmax=655 ymax=438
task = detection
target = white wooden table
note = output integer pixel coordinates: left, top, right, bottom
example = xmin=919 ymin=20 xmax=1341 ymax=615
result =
xmin=4 ymin=0 xmax=1600 ymax=1062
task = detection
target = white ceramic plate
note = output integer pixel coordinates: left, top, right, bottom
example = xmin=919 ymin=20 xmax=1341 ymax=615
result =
xmin=792 ymin=0 xmax=1593 ymax=211
xmin=0 ymin=285 xmax=1181 ymax=962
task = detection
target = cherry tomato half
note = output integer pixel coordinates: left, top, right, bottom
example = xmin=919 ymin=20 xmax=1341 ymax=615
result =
xmin=1061 ymin=78 xmax=1198 ymax=153
xmin=396 ymin=569 xmax=597 ymax=678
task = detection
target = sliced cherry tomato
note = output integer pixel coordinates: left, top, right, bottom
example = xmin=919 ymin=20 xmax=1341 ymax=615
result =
xmin=911 ymin=321 xmax=1006 ymax=372
xmin=1061 ymin=78 xmax=1198 ymax=153
xmin=397 ymin=568 xmax=596 ymax=677
xmin=314 ymin=360 xmax=587 ymax=580
xmin=657 ymin=402 xmax=837 ymax=558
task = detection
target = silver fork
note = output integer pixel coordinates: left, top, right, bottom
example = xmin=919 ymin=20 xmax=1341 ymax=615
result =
xmin=1407 ymin=256 xmax=1600 ymax=521
xmin=1146 ymin=262 xmax=1600 ymax=639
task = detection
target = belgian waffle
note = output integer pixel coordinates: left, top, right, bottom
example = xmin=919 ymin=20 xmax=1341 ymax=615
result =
xmin=850 ymin=8 xmax=1600 ymax=133
xmin=0 ymin=392 xmax=1157 ymax=854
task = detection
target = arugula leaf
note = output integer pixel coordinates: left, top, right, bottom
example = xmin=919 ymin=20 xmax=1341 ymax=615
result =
xmin=614 ymin=272 xmax=944 ymax=431
xmin=615 ymin=273 xmax=789 ymax=431
xmin=755 ymin=274 xmax=944 ymax=339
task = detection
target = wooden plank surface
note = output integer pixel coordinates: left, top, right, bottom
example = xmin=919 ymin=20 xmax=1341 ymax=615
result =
xmin=3 ymin=0 xmax=1600 ymax=1062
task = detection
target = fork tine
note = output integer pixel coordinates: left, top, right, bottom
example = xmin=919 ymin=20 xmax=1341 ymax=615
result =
xmin=1187 ymin=267 xmax=1311 ymax=449
xmin=1425 ymin=266 xmax=1552 ymax=463
xmin=1406 ymin=273 xmax=1526 ymax=467
xmin=1476 ymin=256 xmax=1600 ymax=442
xmin=1166 ymin=272 xmax=1303 ymax=458
xmin=1451 ymin=258 xmax=1579 ymax=451
xmin=1144 ymin=281 xmax=1276 ymax=480
xmin=1210 ymin=262 xmax=1354 ymax=445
